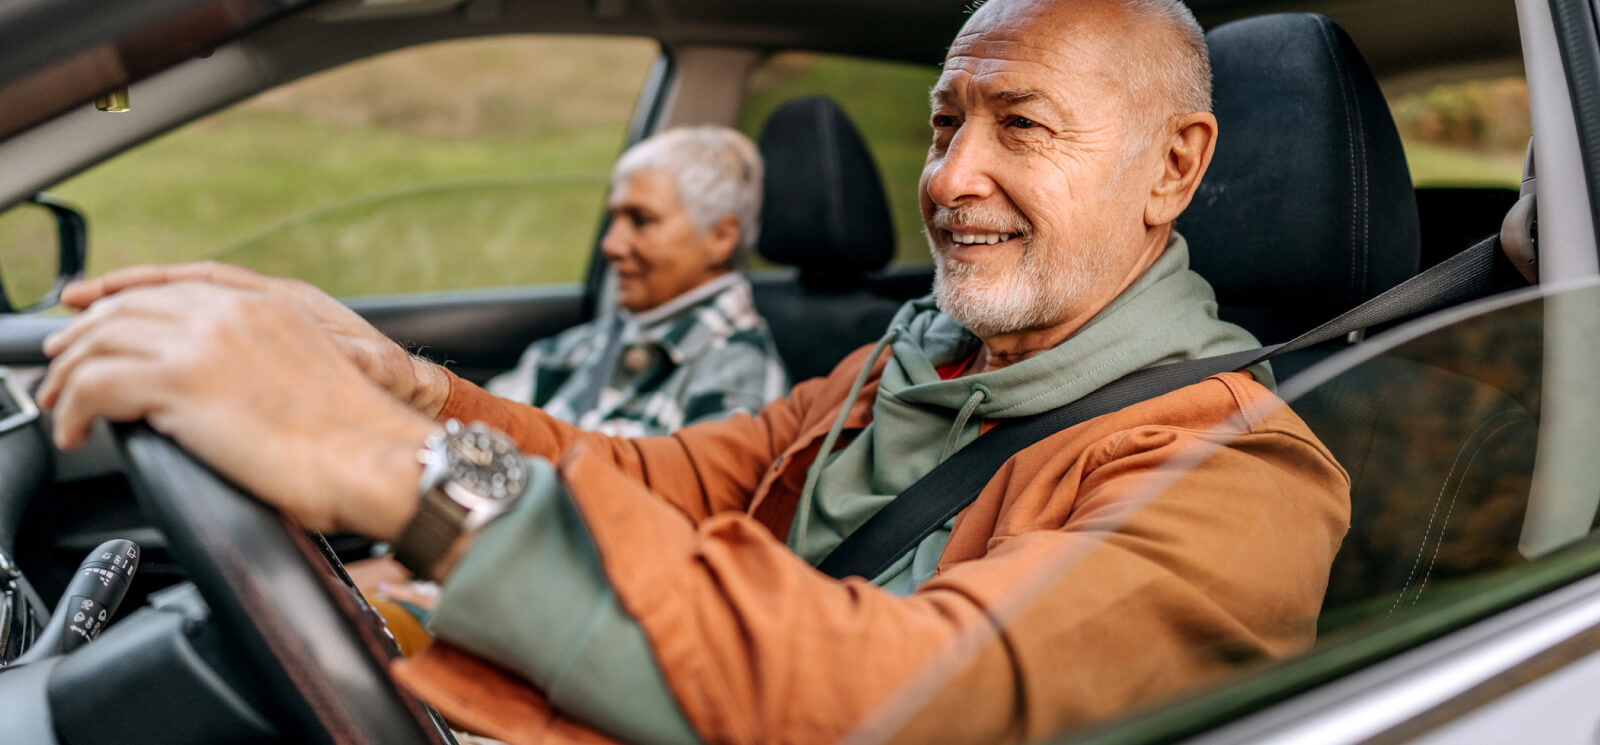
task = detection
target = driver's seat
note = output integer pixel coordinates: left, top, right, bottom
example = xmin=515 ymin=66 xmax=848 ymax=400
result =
xmin=1183 ymin=14 xmax=1538 ymax=627
xmin=1178 ymin=13 xmax=1420 ymax=379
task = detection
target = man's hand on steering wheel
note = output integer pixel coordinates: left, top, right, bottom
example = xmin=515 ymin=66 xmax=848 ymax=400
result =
xmin=59 ymin=262 xmax=453 ymax=419
xmin=38 ymin=279 xmax=431 ymax=543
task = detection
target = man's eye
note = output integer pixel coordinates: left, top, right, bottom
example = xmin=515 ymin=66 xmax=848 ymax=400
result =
xmin=1009 ymin=116 xmax=1039 ymax=130
xmin=931 ymin=114 xmax=958 ymax=128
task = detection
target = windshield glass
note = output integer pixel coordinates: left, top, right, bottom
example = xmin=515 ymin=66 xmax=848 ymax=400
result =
xmin=859 ymin=283 xmax=1600 ymax=744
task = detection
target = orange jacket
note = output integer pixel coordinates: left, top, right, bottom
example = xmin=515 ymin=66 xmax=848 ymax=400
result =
xmin=393 ymin=347 xmax=1350 ymax=745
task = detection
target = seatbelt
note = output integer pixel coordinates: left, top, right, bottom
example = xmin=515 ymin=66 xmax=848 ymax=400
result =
xmin=816 ymin=235 xmax=1505 ymax=580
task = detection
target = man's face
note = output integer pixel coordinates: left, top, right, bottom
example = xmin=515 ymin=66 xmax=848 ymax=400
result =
xmin=601 ymin=170 xmax=729 ymax=313
xmin=920 ymin=0 xmax=1156 ymax=339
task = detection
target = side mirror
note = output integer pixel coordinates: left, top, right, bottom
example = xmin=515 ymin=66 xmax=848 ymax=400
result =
xmin=0 ymin=193 xmax=88 ymax=312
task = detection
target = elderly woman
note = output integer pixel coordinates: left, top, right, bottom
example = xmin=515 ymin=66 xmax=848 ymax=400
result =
xmin=486 ymin=126 xmax=789 ymax=437
xmin=347 ymin=127 xmax=791 ymax=625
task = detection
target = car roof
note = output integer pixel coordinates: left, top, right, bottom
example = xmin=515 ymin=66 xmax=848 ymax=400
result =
xmin=0 ymin=0 xmax=1522 ymax=145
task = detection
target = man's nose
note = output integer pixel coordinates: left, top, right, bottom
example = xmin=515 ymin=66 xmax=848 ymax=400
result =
xmin=924 ymin=128 xmax=997 ymax=207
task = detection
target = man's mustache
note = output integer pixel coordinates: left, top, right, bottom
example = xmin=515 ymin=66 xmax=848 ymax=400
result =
xmin=928 ymin=205 xmax=1033 ymax=239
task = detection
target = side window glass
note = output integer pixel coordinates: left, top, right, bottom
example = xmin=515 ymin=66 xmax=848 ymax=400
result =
xmin=738 ymin=52 xmax=940 ymax=268
xmin=1391 ymin=76 xmax=1530 ymax=187
xmin=1389 ymin=76 xmax=1530 ymax=269
xmin=48 ymin=35 xmax=660 ymax=298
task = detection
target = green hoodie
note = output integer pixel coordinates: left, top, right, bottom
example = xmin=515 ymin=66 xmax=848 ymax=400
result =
xmin=788 ymin=231 xmax=1269 ymax=593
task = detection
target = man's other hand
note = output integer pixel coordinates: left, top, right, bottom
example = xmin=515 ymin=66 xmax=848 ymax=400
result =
xmin=40 ymin=280 xmax=434 ymax=541
xmin=60 ymin=262 xmax=451 ymax=418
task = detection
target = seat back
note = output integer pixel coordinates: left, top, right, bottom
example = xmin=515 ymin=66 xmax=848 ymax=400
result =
xmin=1191 ymin=14 xmax=1538 ymax=629
xmin=753 ymin=96 xmax=904 ymax=381
xmin=1181 ymin=13 xmax=1420 ymax=379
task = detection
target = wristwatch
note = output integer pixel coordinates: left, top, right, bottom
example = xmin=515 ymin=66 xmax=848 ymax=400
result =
xmin=392 ymin=419 xmax=528 ymax=577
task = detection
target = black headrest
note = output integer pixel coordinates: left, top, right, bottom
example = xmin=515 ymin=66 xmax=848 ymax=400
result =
xmin=756 ymin=96 xmax=895 ymax=285
xmin=1178 ymin=14 xmax=1421 ymax=344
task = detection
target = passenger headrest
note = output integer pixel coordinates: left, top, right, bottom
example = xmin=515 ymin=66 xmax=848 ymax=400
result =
xmin=1178 ymin=14 xmax=1421 ymax=344
xmin=756 ymin=96 xmax=895 ymax=286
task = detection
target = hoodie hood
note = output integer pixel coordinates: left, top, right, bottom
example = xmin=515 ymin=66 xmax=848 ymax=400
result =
xmin=879 ymin=231 xmax=1270 ymax=420
xmin=790 ymin=231 xmax=1268 ymax=591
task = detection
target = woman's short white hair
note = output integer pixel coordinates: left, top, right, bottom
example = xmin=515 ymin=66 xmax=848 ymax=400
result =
xmin=612 ymin=125 xmax=764 ymax=268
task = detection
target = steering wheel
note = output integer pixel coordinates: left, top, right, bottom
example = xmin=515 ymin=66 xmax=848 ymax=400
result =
xmin=115 ymin=423 xmax=454 ymax=745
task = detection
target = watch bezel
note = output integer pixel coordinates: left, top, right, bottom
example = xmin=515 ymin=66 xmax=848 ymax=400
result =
xmin=395 ymin=420 xmax=526 ymax=576
xmin=421 ymin=420 xmax=527 ymax=514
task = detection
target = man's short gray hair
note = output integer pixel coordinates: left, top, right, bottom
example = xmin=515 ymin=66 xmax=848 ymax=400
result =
xmin=612 ymin=126 xmax=764 ymax=268
xmin=1124 ymin=0 xmax=1210 ymax=111
xmin=1118 ymin=0 xmax=1212 ymax=146
xmin=966 ymin=0 xmax=1211 ymax=123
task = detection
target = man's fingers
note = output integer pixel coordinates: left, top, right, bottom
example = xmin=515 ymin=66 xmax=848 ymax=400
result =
xmin=60 ymin=266 xmax=168 ymax=309
xmin=377 ymin=581 xmax=441 ymax=611
xmin=48 ymin=356 xmax=164 ymax=449
xmin=346 ymin=556 xmax=414 ymax=595
xmin=43 ymin=285 xmax=198 ymax=358
xmin=39 ymin=317 xmax=167 ymax=408
xmin=60 ymin=261 xmax=269 ymax=310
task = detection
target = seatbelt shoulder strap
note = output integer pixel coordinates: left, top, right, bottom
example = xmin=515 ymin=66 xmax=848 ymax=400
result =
xmin=814 ymin=235 xmax=1504 ymax=581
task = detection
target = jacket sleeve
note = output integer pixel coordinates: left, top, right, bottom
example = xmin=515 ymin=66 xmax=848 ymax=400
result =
xmin=546 ymin=405 xmax=1348 ymax=745
xmin=435 ymin=367 xmax=810 ymax=524
xmin=428 ymin=457 xmax=702 ymax=745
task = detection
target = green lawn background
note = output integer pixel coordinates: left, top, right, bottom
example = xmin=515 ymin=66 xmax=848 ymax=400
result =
xmin=2 ymin=37 xmax=1528 ymax=300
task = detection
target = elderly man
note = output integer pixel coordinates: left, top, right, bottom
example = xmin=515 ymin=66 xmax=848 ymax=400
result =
xmin=39 ymin=1 xmax=1349 ymax=744
xmin=488 ymin=125 xmax=787 ymax=438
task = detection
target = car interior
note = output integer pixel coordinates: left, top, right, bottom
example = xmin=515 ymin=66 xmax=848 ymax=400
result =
xmin=2 ymin=0 xmax=1596 ymax=743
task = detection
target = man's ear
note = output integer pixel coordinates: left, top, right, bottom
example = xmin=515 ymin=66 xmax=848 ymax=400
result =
xmin=706 ymin=214 xmax=742 ymax=268
xmin=1144 ymin=111 xmax=1218 ymax=227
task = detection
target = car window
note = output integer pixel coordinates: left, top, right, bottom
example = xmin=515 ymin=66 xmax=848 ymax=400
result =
xmin=1392 ymin=76 xmax=1530 ymax=188
xmin=35 ymin=34 xmax=660 ymax=298
xmin=863 ymin=283 xmax=1600 ymax=744
xmin=737 ymin=52 xmax=940 ymax=268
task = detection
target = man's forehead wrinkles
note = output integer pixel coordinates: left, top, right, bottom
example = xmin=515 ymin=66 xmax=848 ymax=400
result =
xmin=933 ymin=63 xmax=1082 ymax=110
xmin=944 ymin=42 xmax=1091 ymax=86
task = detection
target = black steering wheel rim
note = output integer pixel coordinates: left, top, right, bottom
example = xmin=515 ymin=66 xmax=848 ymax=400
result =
xmin=115 ymin=423 xmax=451 ymax=745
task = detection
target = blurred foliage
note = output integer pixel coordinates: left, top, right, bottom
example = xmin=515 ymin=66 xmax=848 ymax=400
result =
xmin=1392 ymin=77 xmax=1531 ymax=154
xmin=1392 ymin=77 xmax=1530 ymax=187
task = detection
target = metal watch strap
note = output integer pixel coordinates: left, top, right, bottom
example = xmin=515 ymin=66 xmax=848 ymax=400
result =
xmin=392 ymin=487 xmax=468 ymax=578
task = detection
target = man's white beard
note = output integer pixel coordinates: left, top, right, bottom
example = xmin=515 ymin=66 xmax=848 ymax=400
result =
xmin=932 ymin=236 xmax=1114 ymax=339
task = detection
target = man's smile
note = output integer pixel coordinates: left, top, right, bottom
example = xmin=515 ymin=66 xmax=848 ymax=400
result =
xmin=942 ymin=228 xmax=1024 ymax=259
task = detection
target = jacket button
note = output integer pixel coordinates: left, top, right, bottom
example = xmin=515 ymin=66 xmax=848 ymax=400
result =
xmin=622 ymin=346 xmax=653 ymax=372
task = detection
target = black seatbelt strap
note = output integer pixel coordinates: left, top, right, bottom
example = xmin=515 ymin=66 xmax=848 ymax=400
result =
xmin=816 ymin=235 xmax=1504 ymax=580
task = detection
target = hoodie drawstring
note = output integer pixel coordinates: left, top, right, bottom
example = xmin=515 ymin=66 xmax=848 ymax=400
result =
xmin=793 ymin=329 xmax=899 ymax=559
xmin=941 ymin=383 xmax=990 ymax=462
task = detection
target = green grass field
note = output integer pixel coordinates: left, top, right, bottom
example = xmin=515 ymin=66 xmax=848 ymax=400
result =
xmin=3 ymin=38 xmax=1528 ymax=300
xmin=1401 ymin=141 xmax=1525 ymax=187
xmin=53 ymin=113 xmax=618 ymax=296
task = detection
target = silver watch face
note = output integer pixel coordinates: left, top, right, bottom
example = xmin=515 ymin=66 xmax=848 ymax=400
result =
xmin=442 ymin=425 xmax=527 ymax=504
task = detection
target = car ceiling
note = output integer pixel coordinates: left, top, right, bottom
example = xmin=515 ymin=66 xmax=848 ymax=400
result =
xmin=0 ymin=0 xmax=1524 ymax=145
xmin=435 ymin=0 xmax=1524 ymax=87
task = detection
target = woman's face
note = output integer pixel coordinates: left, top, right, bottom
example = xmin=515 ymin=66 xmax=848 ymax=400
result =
xmin=600 ymin=170 xmax=738 ymax=313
